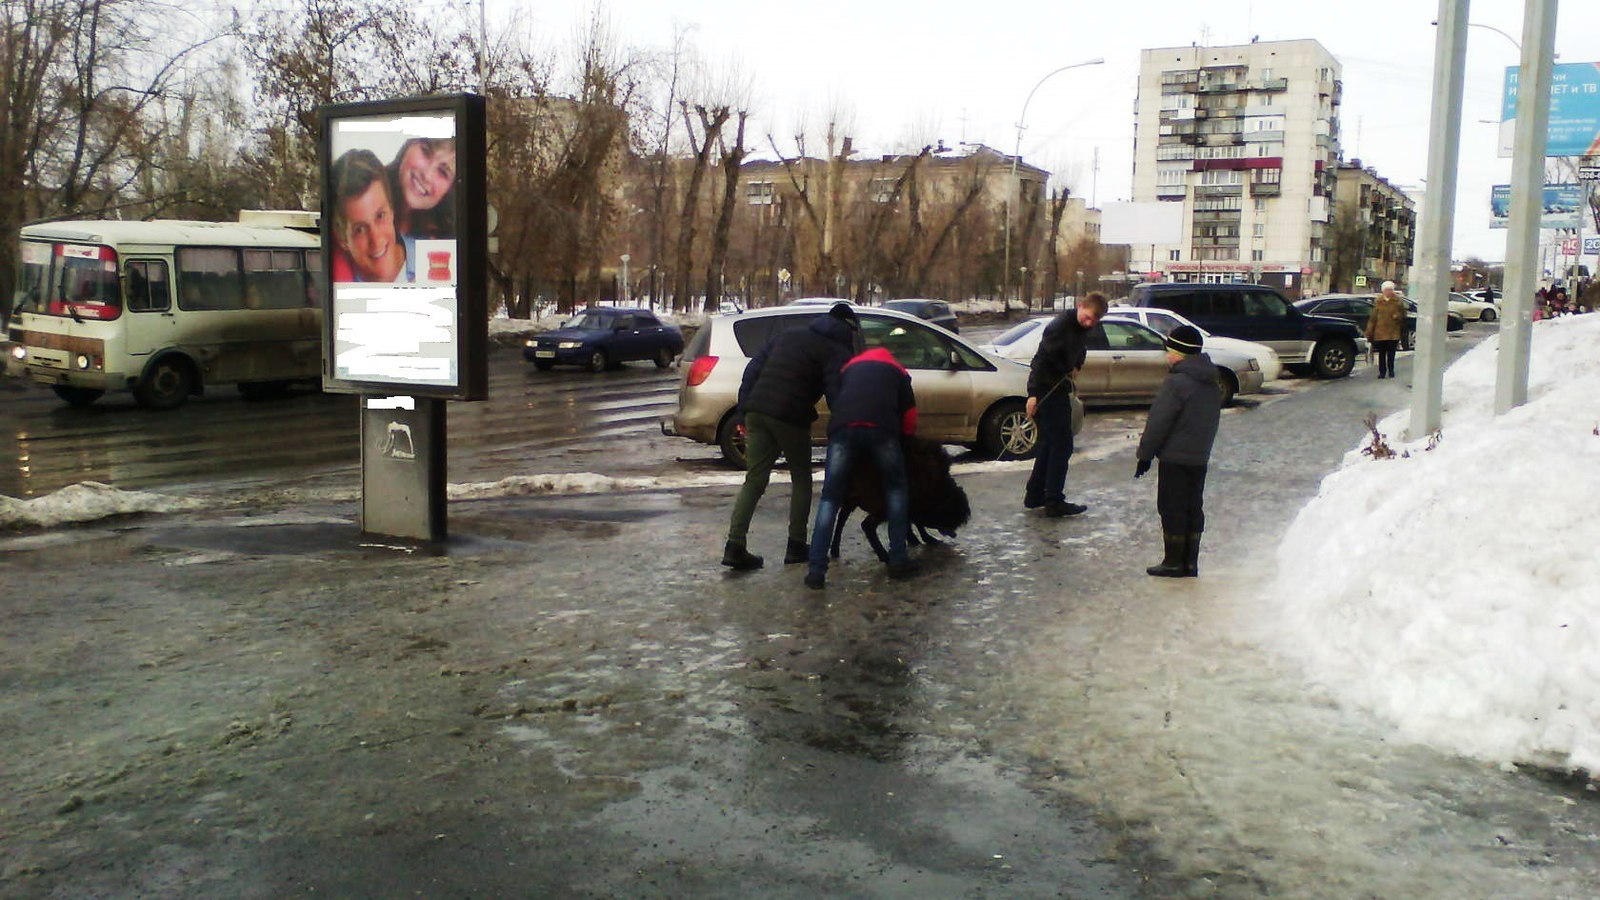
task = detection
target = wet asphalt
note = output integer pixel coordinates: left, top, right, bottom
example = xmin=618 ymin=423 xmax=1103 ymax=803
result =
xmin=9 ymin=325 xmax=1600 ymax=897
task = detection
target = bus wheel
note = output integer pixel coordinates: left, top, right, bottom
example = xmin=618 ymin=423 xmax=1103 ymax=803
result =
xmin=52 ymin=386 xmax=104 ymax=407
xmin=135 ymin=359 xmax=194 ymax=410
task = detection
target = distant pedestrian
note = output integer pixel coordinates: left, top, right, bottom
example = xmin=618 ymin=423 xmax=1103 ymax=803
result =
xmin=721 ymin=303 xmax=859 ymax=570
xmin=1024 ymin=292 xmax=1107 ymax=517
xmin=1364 ymin=281 xmax=1407 ymax=379
xmin=1134 ymin=325 xmax=1222 ymax=578
xmin=804 ymin=345 xmax=919 ymax=589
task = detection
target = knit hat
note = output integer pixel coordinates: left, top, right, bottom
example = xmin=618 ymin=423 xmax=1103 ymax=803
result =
xmin=1165 ymin=324 xmax=1203 ymax=355
xmin=828 ymin=302 xmax=859 ymax=327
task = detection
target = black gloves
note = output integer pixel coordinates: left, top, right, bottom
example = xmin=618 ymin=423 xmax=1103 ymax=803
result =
xmin=1134 ymin=459 xmax=1151 ymax=479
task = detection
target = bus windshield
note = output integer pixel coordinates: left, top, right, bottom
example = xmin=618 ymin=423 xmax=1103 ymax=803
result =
xmin=13 ymin=241 xmax=122 ymax=321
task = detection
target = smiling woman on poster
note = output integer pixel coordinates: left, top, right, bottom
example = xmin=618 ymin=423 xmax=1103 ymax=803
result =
xmin=388 ymin=137 xmax=458 ymax=283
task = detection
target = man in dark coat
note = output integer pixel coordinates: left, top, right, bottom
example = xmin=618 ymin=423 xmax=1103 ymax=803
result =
xmin=1024 ymin=291 xmax=1107 ymax=517
xmin=804 ymin=345 xmax=919 ymax=589
xmin=1134 ymin=324 xmax=1222 ymax=577
xmin=722 ymin=303 xmax=859 ymax=570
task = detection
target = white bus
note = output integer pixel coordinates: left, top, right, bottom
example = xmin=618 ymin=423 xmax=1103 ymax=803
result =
xmin=7 ymin=213 xmax=323 ymax=409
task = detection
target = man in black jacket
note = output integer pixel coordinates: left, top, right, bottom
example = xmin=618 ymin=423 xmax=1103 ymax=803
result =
xmin=722 ymin=303 xmax=859 ymax=570
xmin=1134 ymin=324 xmax=1222 ymax=577
xmin=1024 ymin=292 xmax=1107 ymax=517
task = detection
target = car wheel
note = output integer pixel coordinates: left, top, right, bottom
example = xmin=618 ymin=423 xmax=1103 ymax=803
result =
xmin=978 ymin=400 xmax=1038 ymax=460
xmin=134 ymin=357 xmax=194 ymax=410
xmin=1216 ymin=368 xmax=1238 ymax=408
xmin=1402 ymin=326 xmax=1416 ymax=351
xmin=717 ymin=413 xmax=749 ymax=469
xmin=51 ymin=385 xmax=104 ymax=407
xmin=1312 ymin=338 xmax=1356 ymax=379
xmin=533 ymin=359 xmax=555 ymax=371
xmin=587 ymin=349 xmax=608 ymax=373
xmin=1479 ymin=308 xmax=1497 ymax=323
xmin=653 ymin=346 xmax=674 ymax=368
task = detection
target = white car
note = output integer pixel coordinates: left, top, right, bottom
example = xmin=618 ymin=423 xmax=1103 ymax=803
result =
xmin=980 ymin=316 xmax=1266 ymax=407
xmin=1448 ymin=292 xmax=1500 ymax=322
xmin=1104 ymin=306 xmax=1283 ymax=382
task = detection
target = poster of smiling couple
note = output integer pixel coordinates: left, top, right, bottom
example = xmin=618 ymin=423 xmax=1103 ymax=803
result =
xmin=318 ymin=93 xmax=487 ymax=400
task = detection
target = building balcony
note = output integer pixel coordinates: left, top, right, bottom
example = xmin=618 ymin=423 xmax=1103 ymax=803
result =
xmin=1249 ymin=182 xmax=1281 ymax=197
xmin=1194 ymin=184 xmax=1244 ymax=197
xmin=1156 ymin=184 xmax=1188 ymax=199
xmin=1254 ymin=77 xmax=1289 ymax=91
xmin=1193 ymin=210 xmax=1242 ymax=223
xmin=1243 ymin=130 xmax=1285 ymax=143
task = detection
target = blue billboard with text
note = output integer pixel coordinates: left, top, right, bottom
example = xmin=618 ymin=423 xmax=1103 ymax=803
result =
xmin=1499 ymin=62 xmax=1600 ymax=158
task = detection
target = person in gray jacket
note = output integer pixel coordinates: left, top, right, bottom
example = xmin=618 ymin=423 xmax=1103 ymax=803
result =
xmin=1133 ymin=325 xmax=1221 ymax=577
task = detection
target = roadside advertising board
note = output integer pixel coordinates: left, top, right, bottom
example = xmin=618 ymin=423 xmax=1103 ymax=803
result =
xmin=1488 ymin=183 xmax=1585 ymax=229
xmin=1499 ymin=62 xmax=1600 ymax=158
xmin=318 ymin=94 xmax=488 ymax=401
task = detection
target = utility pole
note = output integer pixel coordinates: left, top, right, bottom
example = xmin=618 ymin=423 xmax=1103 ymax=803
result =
xmin=1495 ymin=0 xmax=1559 ymax=416
xmin=1408 ymin=0 xmax=1469 ymax=441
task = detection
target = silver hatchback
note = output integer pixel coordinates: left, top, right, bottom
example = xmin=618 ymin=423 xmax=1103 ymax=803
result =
xmin=663 ymin=305 xmax=1083 ymax=468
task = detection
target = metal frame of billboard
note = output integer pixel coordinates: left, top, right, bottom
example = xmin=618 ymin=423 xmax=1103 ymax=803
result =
xmin=317 ymin=93 xmax=488 ymax=401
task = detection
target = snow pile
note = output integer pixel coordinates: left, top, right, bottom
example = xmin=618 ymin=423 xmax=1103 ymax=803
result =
xmin=0 ymin=481 xmax=205 ymax=529
xmin=1273 ymin=314 xmax=1600 ymax=772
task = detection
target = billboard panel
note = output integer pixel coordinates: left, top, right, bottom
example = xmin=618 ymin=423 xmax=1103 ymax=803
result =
xmin=1499 ymin=62 xmax=1600 ymax=158
xmin=1100 ymin=201 xmax=1184 ymax=245
xmin=1488 ymin=183 xmax=1585 ymax=229
xmin=318 ymin=94 xmax=487 ymax=400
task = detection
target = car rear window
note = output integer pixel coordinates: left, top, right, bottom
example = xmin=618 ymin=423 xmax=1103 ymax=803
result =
xmin=732 ymin=313 xmax=820 ymax=356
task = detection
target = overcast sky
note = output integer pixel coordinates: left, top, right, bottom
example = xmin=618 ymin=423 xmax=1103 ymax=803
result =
xmin=516 ymin=0 xmax=1597 ymax=263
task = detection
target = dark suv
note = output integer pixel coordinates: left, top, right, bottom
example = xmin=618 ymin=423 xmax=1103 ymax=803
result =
xmin=1128 ymin=283 xmax=1367 ymax=378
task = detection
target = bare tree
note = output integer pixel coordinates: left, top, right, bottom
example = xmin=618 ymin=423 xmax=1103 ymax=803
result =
xmin=1 ymin=0 xmax=220 ymax=316
xmin=703 ymin=110 xmax=748 ymax=311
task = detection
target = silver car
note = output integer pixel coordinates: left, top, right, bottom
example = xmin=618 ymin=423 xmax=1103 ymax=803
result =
xmin=981 ymin=316 xmax=1266 ymax=408
xmin=663 ymin=305 xmax=1083 ymax=468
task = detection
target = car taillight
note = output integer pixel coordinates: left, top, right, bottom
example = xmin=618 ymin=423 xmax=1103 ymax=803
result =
xmin=686 ymin=355 xmax=718 ymax=386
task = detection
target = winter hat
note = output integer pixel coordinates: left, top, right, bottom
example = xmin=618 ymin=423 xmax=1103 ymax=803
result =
xmin=1165 ymin=324 xmax=1203 ymax=355
xmin=828 ymin=302 xmax=859 ymax=327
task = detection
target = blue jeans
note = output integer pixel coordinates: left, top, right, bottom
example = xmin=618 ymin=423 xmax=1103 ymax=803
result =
xmin=1024 ymin=391 xmax=1075 ymax=506
xmin=808 ymin=427 xmax=910 ymax=575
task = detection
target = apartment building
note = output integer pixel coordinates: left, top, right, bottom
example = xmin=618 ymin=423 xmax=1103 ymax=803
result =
xmin=1332 ymin=159 xmax=1417 ymax=292
xmin=1132 ymin=38 xmax=1342 ymax=296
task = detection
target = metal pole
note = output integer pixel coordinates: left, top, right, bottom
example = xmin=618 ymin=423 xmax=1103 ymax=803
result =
xmin=1496 ymin=0 xmax=1559 ymax=415
xmin=1408 ymin=0 xmax=1470 ymax=441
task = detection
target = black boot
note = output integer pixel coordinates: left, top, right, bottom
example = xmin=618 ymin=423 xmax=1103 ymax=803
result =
xmin=784 ymin=539 xmax=809 ymax=565
xmin=721 ymin=541 xmax=763 ymax=571
xmin=1146 ymin=533 xmax=1187 ymax=577
xmin=1184 ymin=533 xmax=1202 ymax=577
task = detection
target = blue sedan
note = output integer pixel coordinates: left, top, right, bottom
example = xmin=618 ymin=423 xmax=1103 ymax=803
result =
xmin=523 ymin=307 xmax=685 ymax=372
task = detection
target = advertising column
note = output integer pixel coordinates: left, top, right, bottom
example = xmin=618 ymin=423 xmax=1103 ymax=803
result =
xmin=318 ymin=94 xmax=488 ymax=541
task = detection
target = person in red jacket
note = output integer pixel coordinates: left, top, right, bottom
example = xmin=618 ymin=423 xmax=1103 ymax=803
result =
xmin=804 ymin=346 xmax=919 ymax=588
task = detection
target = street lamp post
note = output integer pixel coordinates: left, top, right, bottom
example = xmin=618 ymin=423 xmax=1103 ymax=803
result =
xmin=1006 ymin=57 xmax=1105 ymax=308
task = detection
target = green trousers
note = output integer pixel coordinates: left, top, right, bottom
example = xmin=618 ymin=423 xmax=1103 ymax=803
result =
xmin=726 ymin=411 xmax=814 ymax=547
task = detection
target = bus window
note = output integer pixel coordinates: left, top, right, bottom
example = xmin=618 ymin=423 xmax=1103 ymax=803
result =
xmin=177 ymin=247 xmax=244 ymax=311
xmin=126 ymin=261 xmax=171 ymax=312
xmin=243 ymin=249 xmax=308 ymax=310
xmin=305 ymin=250 xmax=324 ymax=308
xmin=13 ymin=240 xmax=52 ymax=317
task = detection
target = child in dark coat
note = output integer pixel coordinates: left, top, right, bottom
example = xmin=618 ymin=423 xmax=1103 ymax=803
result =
xmin=1134 ymin=325 xmax=1222 ymax=577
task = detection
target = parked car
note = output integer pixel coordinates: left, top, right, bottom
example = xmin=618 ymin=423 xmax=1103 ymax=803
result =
xmin=1295 ymin=294 xmax=1464 ymax=351
xmin=522 ymin=307 xmax=684 ymax=372
xmin=663 ymin=306 xmax=1082 ymax=468
xmin=883 ymin=298 xmax=959 ymax=332
xmin=1128 ymin=283 xmax=1367 ymax=378
xmin=980 ymin=316 xmax=1265 ymax=408
xmin=1104 ymin=305 xmax=1282 ymax=381
xmin=1448 ymin=292 xmax=1500 ymax=322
